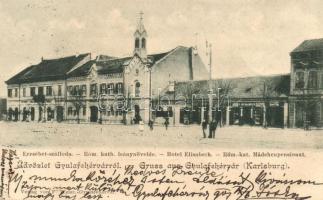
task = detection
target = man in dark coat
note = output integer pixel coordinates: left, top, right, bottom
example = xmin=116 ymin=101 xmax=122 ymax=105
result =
xmin=212 ymin=119 xmax=218 ymax=138
xmin=148 ymin=119 xmax=154 ymax=131
xmin=202 ymin=119 xmax=207 ymax=138
xmin=208 ymin=120 xmax=213 ymax=138
xmin=164 ymin=117 xmax=169 ymax=130
xmin=208 ymin=119 xmax=217 ymax=138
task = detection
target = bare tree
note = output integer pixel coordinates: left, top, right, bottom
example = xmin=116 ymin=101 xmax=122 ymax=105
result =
xmin=32 ymin=94 xmax=46 ymax=122
xmin=69 ymin=88 xmax=85 ymax=124
xmin=215 ymin=79 xmax=234 ymax=108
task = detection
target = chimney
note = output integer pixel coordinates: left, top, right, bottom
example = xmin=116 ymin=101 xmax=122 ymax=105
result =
xmin=41 ymin=57 xmax=44 ymax=62
xmin=188 ymin=48 xmax=194 ymax=80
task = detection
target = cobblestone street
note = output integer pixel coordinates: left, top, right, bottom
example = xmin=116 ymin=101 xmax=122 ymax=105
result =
xmin=0 ymin=121 xmax=322 ymax=149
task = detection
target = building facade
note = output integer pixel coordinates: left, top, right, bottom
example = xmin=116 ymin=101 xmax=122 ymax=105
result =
xmin=289 ymin=38 xmax=323 ymax=128
xmin=5 ymin=15 xmax=208 ymax=124
xmin=159 ymin=75 xmax=290 ymax=128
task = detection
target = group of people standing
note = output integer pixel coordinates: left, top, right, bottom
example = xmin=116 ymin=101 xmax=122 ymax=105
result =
xmin=147 ymin=116 xmax=169 ymax=131
xmin=202 ymin=119 xmax=218 ymax=138
xmin=144 ymin=116 xmax=219 ymax=138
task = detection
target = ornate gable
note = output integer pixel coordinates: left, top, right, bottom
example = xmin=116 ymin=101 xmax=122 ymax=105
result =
xmin=124 ymin=55 xmax=147 ymax=74
xmin=88 ymin=63 xmax=98 ymax=80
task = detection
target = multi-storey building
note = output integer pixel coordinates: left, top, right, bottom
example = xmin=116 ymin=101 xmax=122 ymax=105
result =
xmin=289 ymin=38 xmax=323 ymax=128
xmin=5 ymin=15 xmax=208 ymax=124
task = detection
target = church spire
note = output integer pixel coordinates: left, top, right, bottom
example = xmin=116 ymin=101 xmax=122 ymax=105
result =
xmin=133 ymin=11 xmax=147 ymax=59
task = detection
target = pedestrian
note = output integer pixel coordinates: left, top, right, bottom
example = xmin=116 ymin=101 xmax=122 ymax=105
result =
xmin=164 ymin=117 xmax=169 ymax=130
xmin=212 ymin=119 xmax=218 ymax=138
xmin=148 ymin=119 xmax=154 ymax=131
xmin=139 ymin=120 xmax=144 ymax=132
xmin=202 ymin=119 xmax=207 ymax=138
xmin=208 ymin=120 xmax=213 ymax=138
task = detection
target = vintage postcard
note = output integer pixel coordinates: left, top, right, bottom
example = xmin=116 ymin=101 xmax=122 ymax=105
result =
xmin=1 ymin=0 xmax=323 ymax=199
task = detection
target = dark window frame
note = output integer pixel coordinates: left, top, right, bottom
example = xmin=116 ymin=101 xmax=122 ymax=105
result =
xmin=46 ymin=86 xmax=52 ymax=96
xmin=8 ymin=89 xmax=12 ymax=98
xmin=295 ymin=71 xmax=305 ymax=89
xmin=30 ymin=87 xmax=36 ymax=96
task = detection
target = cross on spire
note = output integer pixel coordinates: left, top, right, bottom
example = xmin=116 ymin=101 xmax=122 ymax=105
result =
xmin=136 ymin=11 xmax=146 ymax=33
xmin=139 ymin=11 xmax=144 ymax=20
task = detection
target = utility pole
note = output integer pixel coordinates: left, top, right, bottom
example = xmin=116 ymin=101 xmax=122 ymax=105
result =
xmin=207 ymin=41 xmax=213 ymax=122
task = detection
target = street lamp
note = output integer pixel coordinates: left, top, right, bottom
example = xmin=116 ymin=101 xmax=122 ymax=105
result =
xmin=217 ymin=87 xmax=221 ymax=126
xmin=217 ymin=87 xmax=221 ymax=111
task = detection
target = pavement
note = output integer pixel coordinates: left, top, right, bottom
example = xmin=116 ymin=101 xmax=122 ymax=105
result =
xmin=0 ymin=121 xmax=323 ymax=149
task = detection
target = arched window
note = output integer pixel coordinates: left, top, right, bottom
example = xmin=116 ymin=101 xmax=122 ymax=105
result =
xmin=135 ymin=38 xmax=140 ymax=48
xmin=141 ymin=38 xmax=146 ymax=48
xmin=135 ymin=81 xmax=140 ymax=97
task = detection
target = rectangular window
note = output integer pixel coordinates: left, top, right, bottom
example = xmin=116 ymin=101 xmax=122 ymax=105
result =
xmin=81 ymin=85 xmax=87 ymax=96
xmin=68 ymin=86 xmax=73 ymax=96
xmin=23 ymin=88 xmax=26 ymax=97
xmin=100 ymin=83 xmax=107 ymax=94
xmin=30 ymin=87 xmax=36 ymax=96
xmin=117 ymin=83 xmax=123 ymax=94
xmin=38 ymin=87 xmax=44 ymax=95
xmin=8 ymin=89 xmax=12 ymax=98
xmin=68 ymin=107 xmax=73 ymax=116
xmin=308 ymin=71 xmax=318 ymax=89
xmin=90 ymin=84 xmax=97 ymax=95
xmin=46 ymin=86 xmax=52 ymax=96
xmin=58 ymin=85 xmax=62 ymax=96
xmin=75 ymin=85 xmax=80 ymax=96
xmin=14 ymin=88 xmax=18 ymax=97
xmin=83 ymin=106 xmax=86 ymax=116
xmin=107 ymin=84 xmax=114 ymax=95
xmin=295 ymin=71 xmax=305 ymax=89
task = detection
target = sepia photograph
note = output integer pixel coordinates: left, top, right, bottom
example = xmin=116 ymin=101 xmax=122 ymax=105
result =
xmin=2 ymin=1 xmax=323 ymax=200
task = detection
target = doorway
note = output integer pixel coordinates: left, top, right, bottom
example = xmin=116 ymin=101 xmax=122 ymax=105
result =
xmin=30 ymin=107 xmax=35 ymax=121
xmin=56 ymin=106 xmax=64 ymax=122
xmin=90 ymin=106 xmax=98 ymax=122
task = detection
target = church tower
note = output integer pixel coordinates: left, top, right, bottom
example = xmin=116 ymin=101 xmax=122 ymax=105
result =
xmin=133 ymin=12 xmax=147 ymax=59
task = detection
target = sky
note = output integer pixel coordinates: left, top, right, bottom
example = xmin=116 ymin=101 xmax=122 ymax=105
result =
xmin=1 ymin=0 xmax=323 ymax=97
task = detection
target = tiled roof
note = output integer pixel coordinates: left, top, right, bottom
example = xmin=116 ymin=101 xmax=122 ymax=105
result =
xmin=174 ymin=74 xmax=290 ymax=99
xmin=6 ymin=46 xmax=183 ymax=83
xmin=292 ymin=38 xmax=323 ymax=53
xmin=148 ymin=52 xmax=170 ymax=63
xmin=67 ymin=48 xmax=175 ymax=77
xmin=67 ymin=60 xmax=95 ymax=77
xmin=6 ymin=53 xmax=90 ymax=84
xmin=96 ymin=57 xmax=131 ymax=74
xmin=96 ymin=55 xmax=118 ymax=61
